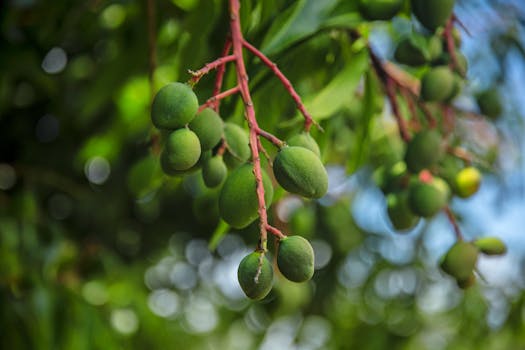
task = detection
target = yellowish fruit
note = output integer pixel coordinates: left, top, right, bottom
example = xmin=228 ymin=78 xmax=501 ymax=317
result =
xmin=455 ymin=167 xmax=481 ymax=198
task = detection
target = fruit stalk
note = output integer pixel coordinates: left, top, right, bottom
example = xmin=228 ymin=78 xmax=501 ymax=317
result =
xmin=242 ymin=40 xmax=319 ymax=132
xmin=212 ymin=38 xmax=232 ymax=112
xmin=198 ymin=86 xmax=241 ymax=113
xmin=229 ymin=0 xmax=272 ymax=250
xmin=444 ymin=17 xmax=462 ymax=76
xmin=444 ymin=206 xmax=464 ymax=241
xmin=386 ymin=76 xmax=411 ymax=142
xmin=188 ymin=54 xmax=236 ymax=85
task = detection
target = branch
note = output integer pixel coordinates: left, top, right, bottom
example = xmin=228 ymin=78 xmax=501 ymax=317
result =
xmin=229 ymin=0 xmax=270 ymax=251
xmin=444 ymin=17 xmax=464 ymax=77
xmin=444 ymin=206 xmax=464 ymax=241
xmin=242 ymin=40 xmax=321 ymax=132
xmin=212 ymin=38 xmax=232 ymax=112
xmin=385 ymin=77 xmax=411 ymax=142
xmin=188 ymin=54 xmax=236 ymax=85
xmin=198 ymin=86 xmax=240 ymax=112
xmin=146 ymin=0 xmax=157 ymax=105
xmin=256 ymin=128 xmax=284 ymax=148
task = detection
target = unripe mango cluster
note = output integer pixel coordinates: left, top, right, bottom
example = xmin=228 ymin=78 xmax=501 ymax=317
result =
xmin=440 ymin=237 xmax=506 ymax=289
xmin=151 ymin=82 xmax=329 ymax=299
xmin=238 ymin=235 xmax=315 ymax=300
xmin=375 ymin=130 xmax=483 ymax=231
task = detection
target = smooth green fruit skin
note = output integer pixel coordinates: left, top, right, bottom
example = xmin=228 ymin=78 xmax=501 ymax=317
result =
xmin=223 ymin=123 xmax=251 ymax=168
xmin=408 ymin=178 xmax=449 ymax=218
xmin=457 ymin=273 xmax=476 ymax=289
xmin=287 ymin=133 xmax=321 ymax=157
xmin=164 ymin=128 xmax=202 ymax=170
xmin=238 ymin=252 xmax=274 ymax=300
xmin=359 ymin=0 xmax=403 ymax=20
xmin=277 ymin=236 xmax=315 ymax=283
xmin=420 ymin=67 xmax=455 ymax=102
xmin=473 ymin=237 xmax=507 ymax=255
xmin=394 ymin=38 xmax=427 ymax=66
xmin=440 ymin=242 xmax=478 ymax=281
xmin=151 ymin=82 xmax=198 ymax=129
xmin=202 ymin=156 xmax=227 ymax=188
xmin=404 ymin=130 xmax=443 ymax=173
xmin=411 ymin=0 xmax=455 ymax=31
xmin=218 ymin=164 xmax=273 ymax=228
xmin=477 ymin=88 xmax=502 ymax=119
xmin=387 ymin=192 xmax=420 ymax=231
xmin=455 ymin=167 xmax=481 ymax=198
xmin=189 ymin=108 xmax=224 ymax=151
xmin=273 ymin=146 xmax=328 ymax=199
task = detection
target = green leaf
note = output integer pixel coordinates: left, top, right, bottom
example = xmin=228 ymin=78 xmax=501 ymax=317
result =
xmin=261 ymin=0 xmax=339 ymax=56
xmin=302 ymin=49 xmax=369 ymax=121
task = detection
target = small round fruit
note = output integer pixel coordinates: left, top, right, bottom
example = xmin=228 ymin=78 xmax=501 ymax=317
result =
xmin=273 ymin=146 xmax=328 ymax=199
xmin=411 ymin=0 xmax=455 ymax=31
xmin=237 ymin=252 xmax=274 ymax=300
xmin=440 ymin=241 xmax=479 ymax=281
xmin=359 ymin=0 xmax=403 ymax=21
xmin=477 ymin=88 xmax=502 ymax=119
xmin=420 ymin=67 xmax=455 ymax=102
xmin=408 ymin=177 xmax=449 ymax=218
xmin=455 ymin=167 xmax=481 ymax=198
xmin=473 ymin=237 xmax=507 ymax=256
xmin=202 ymin=155 xmax=227 ymax=188
xmin=386 ymin=192 xmax=420 ymax=231
xmin=151 ymin=82 xmax=198 ymax=129
xmin=394 ymin=37 xmax=427 ymax=67
xmin=223 ymin=123 xmax=251 ymax=168
xmin=218 ymin=164 xmax=274 ymax=228
xmin=404 ymin=130 xmax=444 ymax=173
xmin=287 ymin=132 xmax=321 ymax=157
xmin=189 ymin=108 xmax=224 ymax=151
xmin=277 ymin=236 xmax=315 ymax=283
xmin=164 ymin=128 xmax=202 ymax=171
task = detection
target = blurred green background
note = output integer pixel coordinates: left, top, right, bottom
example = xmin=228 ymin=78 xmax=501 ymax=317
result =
xmin=1 ymin=0 xmax=525 ymax=349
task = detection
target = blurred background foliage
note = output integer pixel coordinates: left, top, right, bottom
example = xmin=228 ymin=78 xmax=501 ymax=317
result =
xmin=1 ymin=0 xmax=525 ymax=349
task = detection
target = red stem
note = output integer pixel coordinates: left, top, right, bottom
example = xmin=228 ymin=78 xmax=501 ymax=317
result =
xmin=386 ymin=77 xmax=410 ymax=142
xmin=444 ymin=206 xmax=463 ymax=241
xmin=198 ymin=86 xmax=241 ymax=112
xmin=212 ymin=38 xmax=233 ymax=112
xmin=266 ymin=225 xmax=285 ymax=239
xmin=242 ymin=40 xmax=319 ymax=132
xmin=229 ymin=0 xmax=270 ymax=251
xmin=188 ymin=54 xmax=236 ymax=85
xmin=444 ymin=17 xmax=462 ymax=76
xmin=256 ymin=128 xmax=284 ymax=148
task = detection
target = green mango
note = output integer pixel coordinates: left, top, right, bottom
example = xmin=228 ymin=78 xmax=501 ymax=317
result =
xmin=420 ymin=66 xmax=455 ymax=102
xmin=202 ymin=155 xmax=227 ymax=188
xmin=287 ymin=132 xmax=321 ymax=157
xmin=273 ymin=146 xmax=328 ymax=199
xmin=223 ymin=122 xmax=251 ymax=168
xmin=151 ymin=82 xmax=198 ymax=129
xmin=477 ymin=88 xmax=502 ymax=119
xmin=407 ymin=176 xmax=449 ymax=217
xmin=386 ymin=192 xmax=420 ymax=231
xmin=277 ymin=235 xmax=315 ymax=283
xmin=189 ymin=108 xmax=224 ymax=151
xmin=218 ymin=164 xmax=273 ymax=228
xmin=404 ymin=130 xmax=444 ymax=173
xmin=411 ymin=0 xmax=455 ymax=31
xmin=237 ymin=252 xmax=274 ymax=300
xmin=440 ymin=241 xmax=479 ymax=281
xmin=164 ymin=128 xmax=202 ymax=171
xmin=473 ymin=237 xmax=507 ymax=256
xmin=359 ymin=0 xmax=404 ymax=21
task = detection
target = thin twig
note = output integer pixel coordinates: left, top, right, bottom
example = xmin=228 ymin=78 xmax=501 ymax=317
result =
xmin=188 ymin=54 xmax=236 ymax=85
xmin=242 ymin=39 xmax=321 ymax=132
xmin=256 ymin=128 xmax=284 ymax=148
xmin=198 ymin=86 xmax=241 ymax=112
xmin=146 ymin=0 xmax=157 ymax=105
xmin=212 ymin=38 xmax=232 ymax=112
xmin=386 ymin=77 xmax=410 ymax=142
xmin=444 ymin=206 xmax=464 ymax=241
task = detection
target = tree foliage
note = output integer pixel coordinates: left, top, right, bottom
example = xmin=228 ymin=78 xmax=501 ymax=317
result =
xmin=1 ymin=0 xmax=525 ymax=349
